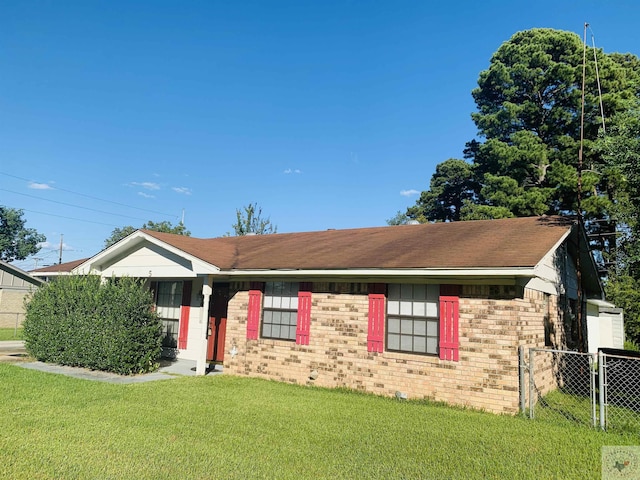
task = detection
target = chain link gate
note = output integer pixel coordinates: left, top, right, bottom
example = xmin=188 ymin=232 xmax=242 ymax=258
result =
xmin=520 ymin=346 xmax=640 ymax=433
xmin=522 ymin=347 xmax=598 ymax=427
xmin=601 ymin=351 xmax=640 ymax=433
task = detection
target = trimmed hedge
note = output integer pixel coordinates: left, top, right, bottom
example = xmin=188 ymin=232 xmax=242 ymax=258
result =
xmin=23 ymin=275 xmax=163 ymax=375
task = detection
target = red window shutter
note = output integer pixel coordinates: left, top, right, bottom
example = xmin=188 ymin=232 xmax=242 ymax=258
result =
xmin=296 ymin=284 xmax=312 ymax=345
xmin=439 ymin=285 xmax=460 ymax=361
xmin=367 ymin=284 xmax=386 ymax=353
xmin=246 ymin=283 xmax=264 ymax=340
xmin=177 ymin=281 xmax=192 ymax=349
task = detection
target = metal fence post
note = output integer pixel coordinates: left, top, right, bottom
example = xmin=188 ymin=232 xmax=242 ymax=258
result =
xmin=519 ymin=346 xmax=528 ymax=415
xmin=599 ymin=350 xmax=605 ymax=431
xmin=529 ymin=348 xmax=535 ymax=419
xmin=590 ymin=353 xmax=597 ymax=428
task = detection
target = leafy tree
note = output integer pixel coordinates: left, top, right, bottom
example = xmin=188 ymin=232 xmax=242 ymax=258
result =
xmin=386 ymin=211 xmax=411 ymax=225
xmin=104 ymin=226 xmax=137 ymax=248
xmin=104 ymin=220 xmax=190 ymax=248
xmin=229 ymin=203 xmax=277 ymax=236
xmin=597 ymin=108 xmax=640 ymax=276
xmin=597 ymin=107 xmax=640 ymax=344
xmin=605 ymin=275 xmax=640 ymax=346
xmin=0 ymin=206 xmax=46 ymax=262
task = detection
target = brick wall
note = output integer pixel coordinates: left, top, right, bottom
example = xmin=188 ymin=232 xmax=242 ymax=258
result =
xmin=223 ymin=283 xmax=556 ymax=414
xmin=521 ymin=291 xmax=578 ymax=403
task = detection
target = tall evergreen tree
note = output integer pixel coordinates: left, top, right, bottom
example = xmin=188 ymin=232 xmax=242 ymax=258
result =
xmin=408 ymin=28 xmax=640 ymax=275
xmin=406 ymin=159 xmax=477 ymax=222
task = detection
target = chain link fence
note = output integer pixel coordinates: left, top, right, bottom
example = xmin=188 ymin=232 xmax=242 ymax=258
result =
xmin=0 ymin=312 xmax=25 ymax=335
xmin=520 ymin=346 xmax=640 ymax=434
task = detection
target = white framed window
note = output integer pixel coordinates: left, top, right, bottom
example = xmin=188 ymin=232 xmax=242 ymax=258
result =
xmin=262 ymin=282 xmax=299 ymax=341
xmin=386 ymin=284 xmax=439 ymax=355
xmin=155 ymin=281 xmax=183 ymax=348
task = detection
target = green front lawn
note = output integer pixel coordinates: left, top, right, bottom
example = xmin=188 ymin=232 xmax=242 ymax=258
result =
xmin=0 ymin=363 xmax=637 ymax=479
xmin=0 ymin=327 xmax=23 ymax=340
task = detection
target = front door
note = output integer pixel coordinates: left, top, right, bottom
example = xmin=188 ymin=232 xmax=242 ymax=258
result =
xmin=207 ymin=283 xmax=229 ymax=363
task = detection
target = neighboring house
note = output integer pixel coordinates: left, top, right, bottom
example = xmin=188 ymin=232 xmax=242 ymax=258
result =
xmin=30 ymin=258 xmax=90 ymax=282
xmin=0 ymin=261 xmax=43 ymax=329
xmin=74 ymin=216 xmax=610 ymax=414
xmin=586 ymin=299 xmax=624 ymax=353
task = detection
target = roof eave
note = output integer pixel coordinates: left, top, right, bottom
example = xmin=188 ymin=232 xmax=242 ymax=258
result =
xmin=220 ymin=267 xmax=537 ymax=279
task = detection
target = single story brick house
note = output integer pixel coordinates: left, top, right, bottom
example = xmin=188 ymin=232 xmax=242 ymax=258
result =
xmin=73 ymin=215 xmax=608 ymax=413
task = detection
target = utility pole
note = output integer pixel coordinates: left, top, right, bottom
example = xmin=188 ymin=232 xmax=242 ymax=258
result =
xmin=58 ymin=234 xmax=63 ymax=265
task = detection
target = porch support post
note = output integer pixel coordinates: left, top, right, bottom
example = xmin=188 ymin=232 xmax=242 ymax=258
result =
xmin=196 ymin=276 xmax=213 ymax=375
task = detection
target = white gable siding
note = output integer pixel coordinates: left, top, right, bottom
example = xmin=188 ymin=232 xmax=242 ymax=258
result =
xmin=530 ymin=244 xmax=579 ymax=298
xmin=97 ymin=244 xmax=197 ymax=278
xmin=529 ymin=248 xmax=562 ymax=295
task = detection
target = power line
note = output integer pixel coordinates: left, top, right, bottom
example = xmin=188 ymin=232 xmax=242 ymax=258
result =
xmin=1 ymin=188 xmax=158 ymax=222
xmin=12 ymin=250 xmax=58 ymax=271
xmin=5 ymin=204 xmax=122 ymax=228
xmin=0 ymin=171 xmax=178 ymax=218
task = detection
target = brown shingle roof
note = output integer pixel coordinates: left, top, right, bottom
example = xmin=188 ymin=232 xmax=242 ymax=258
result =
xmin=142 ymin=216 xmax=574 ymax=270
xmin=30 ymin=258 xmax=91 ymax=273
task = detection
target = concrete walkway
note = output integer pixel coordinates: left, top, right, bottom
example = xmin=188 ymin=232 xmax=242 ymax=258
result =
xmin=0 ymin=341 xmax=221 ymax=384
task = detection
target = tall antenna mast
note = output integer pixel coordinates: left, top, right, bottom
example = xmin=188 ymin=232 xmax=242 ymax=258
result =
xmin=575 ymin=22 xmax=589 ymax=352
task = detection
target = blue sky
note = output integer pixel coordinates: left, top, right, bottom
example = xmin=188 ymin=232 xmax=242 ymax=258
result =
xmin=2 ymin=0 xmax=638 ymax=269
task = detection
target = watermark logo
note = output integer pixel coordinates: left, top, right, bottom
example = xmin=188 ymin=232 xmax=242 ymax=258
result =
xmin=602 ymin=446 xmax=640 ymax=479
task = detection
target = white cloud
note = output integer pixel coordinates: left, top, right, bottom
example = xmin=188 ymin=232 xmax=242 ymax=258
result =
xmin=37 ymin=241 xmax=73 ymax=251
xmin=284 ymin=168 xmax=302 ymax=174
xmin=400 ymin=189 xmax=420 ymax=197
xmin=29 ymin=182 xmax=53 ymax=190
xmin=172 ymin=187 xmax=192 ymax=195
xmin=138 ymin=192 xmax=155 ymax=199
xmin=131 ymin=181 xmax=161 ymax=190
